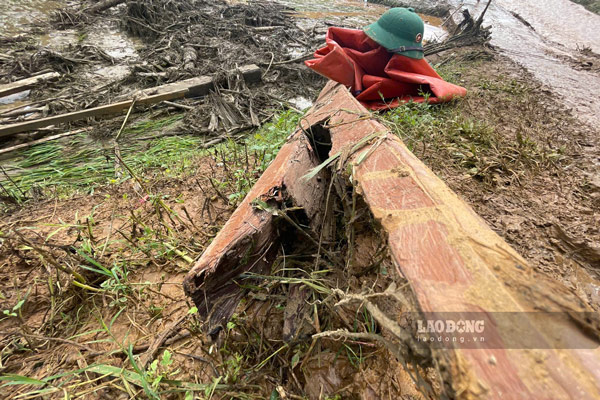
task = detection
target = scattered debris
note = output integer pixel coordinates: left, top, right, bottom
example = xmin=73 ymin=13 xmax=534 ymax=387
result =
xmin=185 ymin=81 xmax=600 ymax=398
xmin=424 ymin=0 xmax=493 ymax=56
xmin=0 ymin=65 xmax=260 ymax=138
xmin=1 ymin=0 xmax=599 ymax=399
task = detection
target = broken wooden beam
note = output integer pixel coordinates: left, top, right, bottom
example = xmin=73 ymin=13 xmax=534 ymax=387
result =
xmin=183 ymin=118 xmax=329 ymax=332
xmin=185 ymin=81 xmax=600 ymax=398
xmin=301 ymin=82 xmax=600 ymax=399
xmin=0 ymin=72 xmax=60 ymax=98
xmin=0 ymin=64 xmax=260 ymax=138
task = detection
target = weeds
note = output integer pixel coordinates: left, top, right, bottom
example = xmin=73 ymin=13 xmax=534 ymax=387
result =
xmin=0 ymin=110 xmax=300 ymax=209
xmin=381 ymin=99 xmax=561 ymax=184
xmin=0 ymin=108 xmax=307 ymax=399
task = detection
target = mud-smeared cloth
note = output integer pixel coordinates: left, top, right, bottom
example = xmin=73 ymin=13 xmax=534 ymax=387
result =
xmin=305 ymin=27 xmax=467 ymax=110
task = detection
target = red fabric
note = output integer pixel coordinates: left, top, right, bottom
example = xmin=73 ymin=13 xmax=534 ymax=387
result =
xmin=305 ymin=27 xmax=467 ymax=110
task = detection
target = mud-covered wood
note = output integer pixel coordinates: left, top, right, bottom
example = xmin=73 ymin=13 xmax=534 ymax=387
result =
xmin=309 ymin=82 xmax=600 ymax=399
xmin=0 ymin=72 xmax=60 ymax=98
xmin=183 ymin=80 xmax=600 ymax=397
xmin=0 ymin=65 xmax=260 ymax=138
xmin=183 ymin=121 xmax=328 ymax=333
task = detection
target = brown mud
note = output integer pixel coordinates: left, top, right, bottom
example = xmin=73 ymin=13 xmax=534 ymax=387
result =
xmin=0 ymin=1 xmax=599 ymax=399
xmin=423 ymin=49 xmax=600 ymax=298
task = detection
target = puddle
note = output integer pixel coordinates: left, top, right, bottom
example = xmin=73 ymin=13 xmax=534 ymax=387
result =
xmin=86 ymin=65 xmax=131 ymax=81
xmin=1 ymin=6 xmax=140 ymax=106
xmin=0 ymin=0 xmax=63 ymax=35
xmin=0 ymin=90 xmax=30 ymax=106
xmin=85 ymin=22 xmax=140 ymax=61
xmin=39 ymin=29 xmax=79 ymax=49
xmin=38 ymin=22 xmax=140 ymax=61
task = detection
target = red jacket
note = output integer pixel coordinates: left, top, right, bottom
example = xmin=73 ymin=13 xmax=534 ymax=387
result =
xmin=305 ymin=27 xmax=467 ymax=109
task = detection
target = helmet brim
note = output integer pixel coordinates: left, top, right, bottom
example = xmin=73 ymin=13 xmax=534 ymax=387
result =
xmin=364 ymin=23 xmax=424 ymax=60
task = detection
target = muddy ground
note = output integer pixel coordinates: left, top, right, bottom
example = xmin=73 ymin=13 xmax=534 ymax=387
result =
xmin=0 ymin=0 xmax=599 ymax=399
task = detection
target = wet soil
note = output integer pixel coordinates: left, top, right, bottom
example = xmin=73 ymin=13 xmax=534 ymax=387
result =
xmin=426 ymin=48 xmax=600 ymax=308
xmin=0 ymin=0 xmax=599 ymax=399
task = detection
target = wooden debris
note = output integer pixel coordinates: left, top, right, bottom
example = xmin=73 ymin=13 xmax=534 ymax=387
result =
xmin=185 ymin=81 xmax=600 ymax=398
xmin=424 ymin=0 xmax=492 ymax=56
xmin=0 ymin=65 xmax=261 ymax=138
xmin=0 ymin=72 xmax=60 ymax=98
xmin=183 ymin=116 xmax=329 ymax=332
xmin=0 ymin=128 xmax=89 ymax=157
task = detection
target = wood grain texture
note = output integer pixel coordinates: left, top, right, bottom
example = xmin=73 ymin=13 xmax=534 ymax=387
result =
xmin=0 ymin=72 xmax=60 ymax=98
xmin=315 ymin=82 xmax=600 ymax=399
xmin=183 ymin=80 xmax=599 ymax=397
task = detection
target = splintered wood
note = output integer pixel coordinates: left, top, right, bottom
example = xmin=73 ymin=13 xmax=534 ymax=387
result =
xmin=183 ymin=117 xmax=329 ymax=331
xmin=184 ymin=82 xmax=600 ymax=398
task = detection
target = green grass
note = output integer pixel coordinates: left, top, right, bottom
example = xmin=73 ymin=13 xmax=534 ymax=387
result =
xmin=381 ymin=100 xmax=559 ymax=184
xmin=0 ymin=109 xmax=301 ymax=206
xmin=570 ymin=0 xmax=600 ymax=14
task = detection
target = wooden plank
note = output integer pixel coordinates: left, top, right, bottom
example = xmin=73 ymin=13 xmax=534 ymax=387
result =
xmin=0 ymin=72 xmax=60 ymax=98
xmin=185 ymin=81 xmax=600 ymax=398
xmin=0 ymin=65 xmax=260 ymax=138
xmin=0 ymin=99 xmax=132 ymax=138
xmin=0 ymin=128 xmax=89 ymax=157
xmin=308 ymin=82 xmax=600 ymax=399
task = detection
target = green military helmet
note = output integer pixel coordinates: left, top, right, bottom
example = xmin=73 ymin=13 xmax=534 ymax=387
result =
xmin=364 ymin=7 xmax=425 ymax=59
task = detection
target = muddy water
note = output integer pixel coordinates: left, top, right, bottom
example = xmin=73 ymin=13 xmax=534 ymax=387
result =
xmin=278 ymin=0 xmax=447 ymax=42
xmin=0 ymin=0 xmax=62 ymax=35
xmin=1 ymin=0 xmax=140 ymax=108
xmin=448 ymin=0 xmax=600 ymax=127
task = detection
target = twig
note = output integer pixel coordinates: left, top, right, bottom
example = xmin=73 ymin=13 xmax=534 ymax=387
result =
xmin=476 ymin=0 xmax=494 ymax=28
xmin=0 ymin=165 xmax=25 ymax=197
xmin=163 ymin=100 xmax=194 ymax=111
xmin=263 ymin=52 xmax=275 ymax=77
xmin=114 ymin=99 xmax=136 ymax=142
xmin=140 ymin=314 xmax=188 ymax=368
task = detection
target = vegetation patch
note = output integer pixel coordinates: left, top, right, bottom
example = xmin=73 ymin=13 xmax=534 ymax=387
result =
xmin=382 ymin=98 xmax=562 ymax=185
xmin=0 ymin=110 xmax=300 ymax=208
xmin=570 ymin=0 xmax=600 ymax=14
